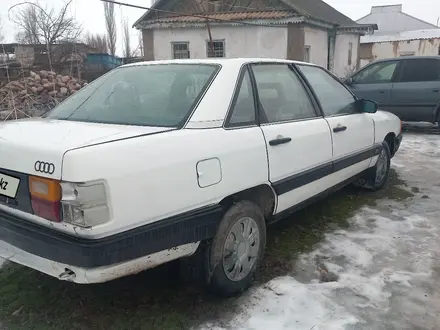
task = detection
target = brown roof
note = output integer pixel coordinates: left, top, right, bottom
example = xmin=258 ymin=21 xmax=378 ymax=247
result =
xmin=143 ymin=10 xmax=296 ymax=24
xmin=281 ymin=0 xmax=356 ymax=26
xmin=134 ymin=0 xmax=359 ymax=28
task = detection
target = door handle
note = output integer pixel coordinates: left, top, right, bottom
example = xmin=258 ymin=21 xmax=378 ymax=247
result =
xmin=269 ymin=136 xmax=292 ymax=146
xmin=333 ymin=126 xmax=347 ymax=133
xmin=433 ymin=89 xmax=439 ymax=93
xmin=379 ymin=90 xmax=385 ymax=94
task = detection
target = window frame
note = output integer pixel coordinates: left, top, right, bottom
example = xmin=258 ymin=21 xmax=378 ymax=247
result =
xmin=395 ymin=58 xmax=440 ymax=83
xmin=171 ymin=41 xmax=190 ymax=59
xmin=206 ymin=39 xmax=225 ymax=58
xmin=248 ymin=62 xmax=323 ymax=126
xmin=297 ymin=63 xmax=363 ymax=118
xmin=223 ymin=65 xmax=259 ymax=129
xmin=350 ymin=59 xmax=401 ymax=85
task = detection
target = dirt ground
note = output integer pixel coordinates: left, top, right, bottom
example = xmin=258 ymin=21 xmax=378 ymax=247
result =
xmin=0 ymin=130 xmax=438 ymax=330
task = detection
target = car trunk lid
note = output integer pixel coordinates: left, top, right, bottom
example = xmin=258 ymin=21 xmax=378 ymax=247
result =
xmin=0 ymin=118 xmax=173 ymax=180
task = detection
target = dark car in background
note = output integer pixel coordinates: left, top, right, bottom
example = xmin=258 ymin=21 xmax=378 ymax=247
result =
xmin=345 ymin=56 xmax=440 ymax=124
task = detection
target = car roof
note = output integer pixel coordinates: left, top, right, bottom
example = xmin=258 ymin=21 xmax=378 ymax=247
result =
xmin=370 ymin=56 xmax=440 ymax=64
xmin=121 ymin=58 xmax=317 ymax=68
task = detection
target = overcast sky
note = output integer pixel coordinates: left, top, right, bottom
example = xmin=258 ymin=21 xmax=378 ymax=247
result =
xmin=1 ymin=0 xmax=439 ymax=56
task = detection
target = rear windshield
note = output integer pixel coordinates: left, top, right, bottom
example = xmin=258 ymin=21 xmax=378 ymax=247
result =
xmin=45 ymin=64 xmax=219 ymax=127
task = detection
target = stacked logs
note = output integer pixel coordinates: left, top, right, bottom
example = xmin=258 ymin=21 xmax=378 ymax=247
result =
xmin=0 ymin=70 xmax=87 ymax=120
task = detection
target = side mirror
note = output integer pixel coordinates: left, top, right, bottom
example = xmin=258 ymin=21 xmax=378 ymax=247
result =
xmin=345 ymin=77 xmax=353 ymax=85
xmin=359 ymin=99 xmax=378 ymax=113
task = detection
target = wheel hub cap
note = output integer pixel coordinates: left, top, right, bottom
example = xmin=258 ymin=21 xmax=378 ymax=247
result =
xmin=222 ymin=217 xmax=260 ymax=282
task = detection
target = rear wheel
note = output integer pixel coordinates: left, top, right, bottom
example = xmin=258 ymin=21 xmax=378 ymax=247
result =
xmin=205 ymin=201 xmax=266 ymax=297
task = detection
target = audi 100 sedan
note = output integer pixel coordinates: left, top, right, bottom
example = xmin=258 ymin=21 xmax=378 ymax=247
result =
xmin=0 ymin=58 xmax=402 ymax=296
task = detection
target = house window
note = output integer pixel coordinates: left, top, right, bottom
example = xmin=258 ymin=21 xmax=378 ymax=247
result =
xmin=207 ymin=40 xmax=225 ymax=58
xmin=348 ymin=42 xmax=353 ymax=66
xmin=172 ymin=42 xmax=190 ymax=59
xmin=304 ymin=46 xmax=311 ymax=62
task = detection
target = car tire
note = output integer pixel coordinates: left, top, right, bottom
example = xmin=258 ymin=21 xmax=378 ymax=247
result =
xmin=355 ymin=141 xmax=391 ymax=191
xmin=205 ymin=201 xmax=266 ymax=297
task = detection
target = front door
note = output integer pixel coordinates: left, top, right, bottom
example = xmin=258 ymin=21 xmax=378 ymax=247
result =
xmin=298 ymin=64 xmax=375 ymax=181
xmin=348 ymin=60 xmax=400 ymax=112
xmin=390 ymin=58 xmax=440 ymax=122
xmin=250 ymin=63 xmax=333 ymax=213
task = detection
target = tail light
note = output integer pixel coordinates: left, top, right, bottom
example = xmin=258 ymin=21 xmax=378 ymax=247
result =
xmin=29 ymin=176 xmax=62 ymax=222
xmin=60 ymin=181 xmax=109 ymax=228
xmin=29 ymin=177 xmax=109 ymax=227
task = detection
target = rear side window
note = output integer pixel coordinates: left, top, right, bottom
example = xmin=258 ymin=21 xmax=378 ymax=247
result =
xmin=225 ymin=67 xmax=256 ymax=127
xmin=398 ymin=59 xmax=440 ymax=82
xmin=251 ymin=64 xmax=317 ymax=123
xmin=352 ymin=61 xmax=398 ymax=84
xmin=45 ymin=64 xmax=219 ymax=127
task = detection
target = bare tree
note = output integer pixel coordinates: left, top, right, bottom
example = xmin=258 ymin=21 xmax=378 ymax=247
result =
xmin=103 ymin=2 xmax=116 ymax=56
xmin=138 ymin=32 xmax=144 ymax=57
xmin=10 ymin=1 xmax=82 ymax=69
xmin=123 ymin=17 xmax=131 ymax=58
xmin=85 ymin=33 xmax=108 ymax=53
xmin=12 ymin=5 xmax=39 ymax=44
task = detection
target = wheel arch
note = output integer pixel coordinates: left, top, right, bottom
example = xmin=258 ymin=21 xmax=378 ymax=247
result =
xmin=219 ymin=184 xmax=276 ymax=220
xmin=384 ymin=132 xmax=396 ymax=157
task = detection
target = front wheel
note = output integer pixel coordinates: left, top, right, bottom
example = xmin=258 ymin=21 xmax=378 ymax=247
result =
xmin=205 ymin=201 xmax=266 ymax=297
xmin=355 ymin=141 xmax=391 ymax=191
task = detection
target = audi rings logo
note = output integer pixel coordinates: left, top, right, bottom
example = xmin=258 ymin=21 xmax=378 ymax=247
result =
xmin=34 ymin=161 xmax=55 ymax=174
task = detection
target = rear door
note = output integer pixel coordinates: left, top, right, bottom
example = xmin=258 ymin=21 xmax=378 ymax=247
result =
xmin=347 ymin=60 xmax=400 ymax=111
xmin=390 ymin=58 xmax=440 ymax=122
xmin=249 ymin=63 xmax=333 ymax=213
xmin=298 ymin=64 xmax=375 ymax=181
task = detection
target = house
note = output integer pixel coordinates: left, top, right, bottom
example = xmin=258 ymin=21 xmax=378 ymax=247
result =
xmin=356 ymin=5 xmax=440 ymax=66
xmin=133 ymin=0 xmax=377 ymax=77
xmin=356 ymin=5 xmax=437 ymax=36
xmin=0 ymin=43 xmax=92 ymax=69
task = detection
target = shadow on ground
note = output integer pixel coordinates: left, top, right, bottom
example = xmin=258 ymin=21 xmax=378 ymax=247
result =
xmin=0 ymin=170 xmax=413 ymax=330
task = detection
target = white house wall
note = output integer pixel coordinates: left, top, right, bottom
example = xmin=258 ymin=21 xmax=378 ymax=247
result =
xmin=371 ymin=38 xmax=440 ymax=59
xmin=333 ymin=34 xmax=359 ymax=78
xmin=357 ymin=5 xmax=437 ymax=35
xmin=304 ymin=27 xmax=328 ymax=68
xmin=153 ymin=26 xmax=288 ymax=60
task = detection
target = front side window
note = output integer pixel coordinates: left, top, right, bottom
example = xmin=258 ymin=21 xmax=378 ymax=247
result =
xmin=399 ymin=59 xmax=440 ymax=82
xmin=299 ymin=65 xmax=358 ymax=116
xmin=172 ymin=42 xmax=190 ymax=59
xmin=207 ymin=40 xmax=225 ymax=58
xmin=45 ymin=64 xmax=219 ymax=127
xmin=352 ymin=61 xmax=398 ymax=84
xmin=251 ymin=64 xmax=317 ymax=123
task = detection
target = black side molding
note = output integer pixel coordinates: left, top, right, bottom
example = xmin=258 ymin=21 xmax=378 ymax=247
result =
xmin=272 ymin=144 xmax=382 ymax=196
xmin=0 ymin=205 xmax=224 ymax=268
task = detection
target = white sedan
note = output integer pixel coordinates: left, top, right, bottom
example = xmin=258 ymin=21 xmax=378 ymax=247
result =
xmin=0 ymin=58 xmax=402 ymax=296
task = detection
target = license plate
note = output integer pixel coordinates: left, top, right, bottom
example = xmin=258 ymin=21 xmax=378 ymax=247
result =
xmin=0 ymin=173 xmax=20 ymax=199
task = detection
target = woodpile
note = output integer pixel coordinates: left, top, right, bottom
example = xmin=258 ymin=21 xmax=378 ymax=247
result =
xmin=0 ymin=70 xmax=87 ymax=120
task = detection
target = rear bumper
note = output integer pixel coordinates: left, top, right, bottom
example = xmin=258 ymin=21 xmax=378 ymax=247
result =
xmin=0 ymin=205 xmax=223 ymax=270
xmin=0 ymin=240 xmax=199 ymax=284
